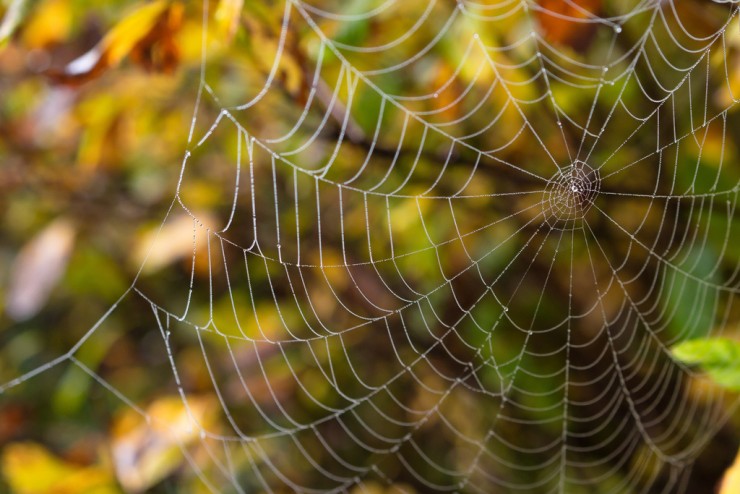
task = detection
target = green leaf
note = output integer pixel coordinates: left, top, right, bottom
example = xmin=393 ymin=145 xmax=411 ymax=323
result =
xmin=672 ymin=338 xmax=740 ymax=366
xmin=707 ymin=367 xmax=740 ymax=392
xmin=672 ymin=338 xmax=740 ymax=390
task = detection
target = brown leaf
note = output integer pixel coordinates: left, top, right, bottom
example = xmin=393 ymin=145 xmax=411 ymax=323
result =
xmin=536 ymin=0 xmax=602 ymax=52
xmin=47 ymin=1 xmax=183 ymax=86
xmin=5 ymin=218 xmax=76 ymax=321
xmin=128 ymin=2 xmax=183 ymax=74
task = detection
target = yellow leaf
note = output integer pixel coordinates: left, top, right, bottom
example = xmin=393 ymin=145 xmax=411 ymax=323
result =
xmin=1 ymin=442 xmax=118 ymax=494
xmin=111 ymin=395 xmax=216 ymax=493
xmin=49 ymin=1 xmax=182 ymax=85
xmin=721 ymin=448 xmax=740 ymax=494
xmin=103 ymin=0 xmax=170 ymax=67
xmin=21 ymin=0 xmax=72 ymax=48
xmin=214 ymin=0 xmax=243 ymax=42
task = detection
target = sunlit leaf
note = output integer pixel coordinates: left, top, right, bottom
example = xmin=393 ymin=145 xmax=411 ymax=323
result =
xmin=672 ymin=338 xmax=740 ymax=390
xmin=47 ymin=0 xmax=183 ymax=85
xmin=214 ymin=0 xmax=243 ymax=42
xmin=20 ymin=0 xmax=71 ymax=48
xmin=706 ymin=366 xmax=740 ymax=391
xmin=721 ymin=448 xmax=740 ymax=494
xmin=104 ymin=1 xmax=171 ymax=67
xmin=672 ymin=338 xmax=740 ymax=366
xmin=111 ymin=395 xmax=216 ymax=493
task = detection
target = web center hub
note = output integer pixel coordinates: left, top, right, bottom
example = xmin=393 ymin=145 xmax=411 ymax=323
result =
xmin=542 ymin=160 xmax=601 ymax=229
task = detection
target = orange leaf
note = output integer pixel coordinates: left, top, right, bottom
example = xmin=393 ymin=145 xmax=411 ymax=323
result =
xmin=536 ymin=0 xmax=602 ymax=52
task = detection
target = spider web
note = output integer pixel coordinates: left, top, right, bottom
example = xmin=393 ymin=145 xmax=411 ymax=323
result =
xmin=5 ymin=0 xmax=740 ymax=492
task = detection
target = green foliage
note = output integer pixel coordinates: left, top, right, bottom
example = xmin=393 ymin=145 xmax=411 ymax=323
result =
xmin=673 ymin=338 xmax=740 ymax=390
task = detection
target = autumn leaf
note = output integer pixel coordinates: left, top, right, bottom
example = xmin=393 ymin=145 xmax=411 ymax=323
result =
xmin=1 ymin=442 xmax=118 ymax=494
xmin=721 ymin=449 xmax=740 ymax=494
xmin=535 ymin=0 xmax=602 ymax=52
xmin=47 ymin=0 xmax=184 ymax=85
xmin=214 ymin=0 xmax=244 ymax=43
xmin=111 ymin=395 xmax=216 ymax=493
xmin=21 ymin=0 xmax=72 ymax=48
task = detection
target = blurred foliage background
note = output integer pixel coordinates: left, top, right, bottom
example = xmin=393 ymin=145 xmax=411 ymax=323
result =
xmin=2 ymin=0 xmax=740 ymax=493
